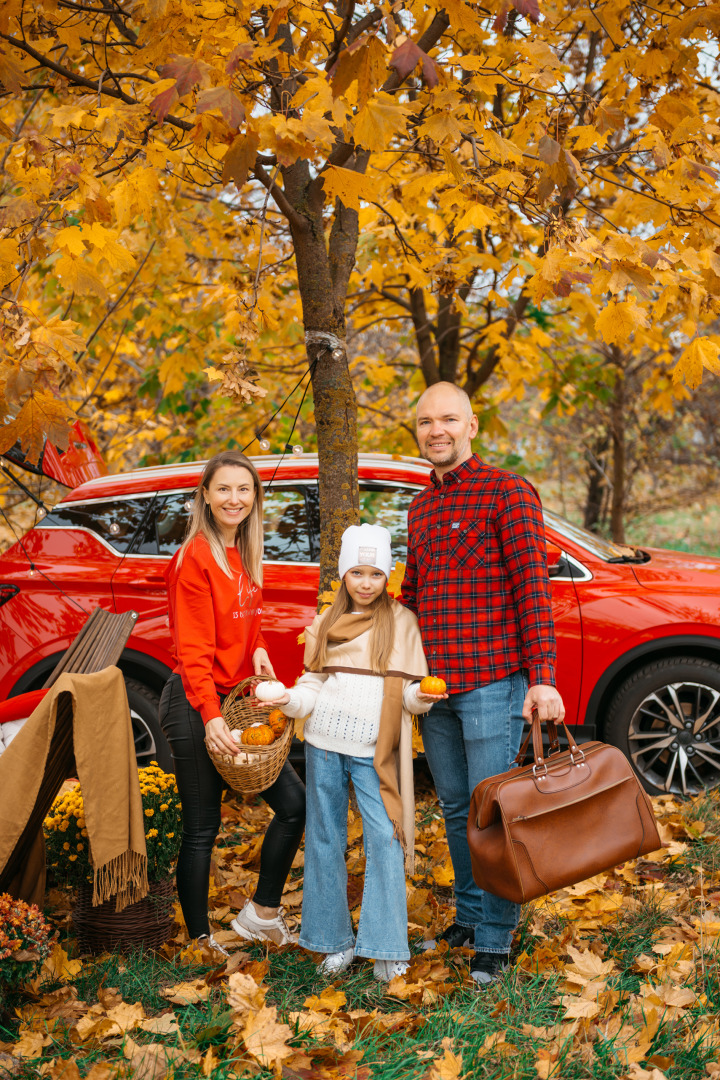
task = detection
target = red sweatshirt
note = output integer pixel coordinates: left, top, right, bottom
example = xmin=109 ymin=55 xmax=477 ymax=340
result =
xmin=166 ymin=535 xmax=267 ymax=724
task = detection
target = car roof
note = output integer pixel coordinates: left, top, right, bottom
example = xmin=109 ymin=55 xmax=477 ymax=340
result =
xmin=58 ymin=453 xmax=433 ymax=503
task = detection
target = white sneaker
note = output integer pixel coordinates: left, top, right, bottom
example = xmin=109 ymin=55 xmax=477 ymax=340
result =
xmin=231 ymin=900 xmax=297 ymax=946
xmin=373 ymin=959 xmax=410 ymax=983
xmin=317 ymin=948 xmax=354 ymax=976
xmin=197 ymin=933 xmax=229 ymax=958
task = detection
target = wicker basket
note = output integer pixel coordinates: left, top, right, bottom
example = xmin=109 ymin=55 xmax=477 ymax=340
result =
xmin=72 ymin=876 xmax=174 ymax=954
xmin=208 ymin=676 xmax=295 ymax=795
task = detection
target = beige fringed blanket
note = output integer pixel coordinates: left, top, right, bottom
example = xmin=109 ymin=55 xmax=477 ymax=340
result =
xmin=0 ymin=666 xmax=148 ymax=911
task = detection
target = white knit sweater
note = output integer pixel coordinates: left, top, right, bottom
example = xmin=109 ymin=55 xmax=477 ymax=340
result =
xmin=282 ymin=670 xmax=431 ymax=758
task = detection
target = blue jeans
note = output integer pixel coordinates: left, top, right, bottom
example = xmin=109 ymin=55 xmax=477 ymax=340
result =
xmin=422 ymin=670 xmax=527 ymax=955
xmin=300 ymin=745 xmax=409 ymax=961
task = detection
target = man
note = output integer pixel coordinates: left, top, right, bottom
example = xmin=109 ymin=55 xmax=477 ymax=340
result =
xmin=401 ymin=381 xmax=564 ymax=986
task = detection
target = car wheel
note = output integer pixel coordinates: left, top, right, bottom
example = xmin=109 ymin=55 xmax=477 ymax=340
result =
xmin=125 ymin=678 xmax=173 ymax=772
xmin=605 ymin=658 xmax=720 ymax=796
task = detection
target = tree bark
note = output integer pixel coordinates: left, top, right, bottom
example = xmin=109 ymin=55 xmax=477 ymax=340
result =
xmin=281 ymin=160 xmax=360 ymax=600
xmin=609 ymin=354 xmax=626 ymax=543
xmin=583 ymin=433 xmax=610 ymax=533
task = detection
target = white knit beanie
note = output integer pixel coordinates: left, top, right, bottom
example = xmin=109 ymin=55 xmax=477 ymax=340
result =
xmin=338 ymin=523 xmax=392 ymax=581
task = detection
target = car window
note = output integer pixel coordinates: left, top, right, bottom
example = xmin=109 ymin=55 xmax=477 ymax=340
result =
xmin=358 ymin=484 xmax=421 ymax=561
xmin=130 ymin=491 xmax=194 ymax=557
xmin=544 ymin=510 xmax=631 ymax=561
xmin=42 ymin=497 xmax=153 ymax=555
xmin=263 ymin=486 xmax=314 ymax=563
xmin=130 ymin=486 xmax=316 ymax=562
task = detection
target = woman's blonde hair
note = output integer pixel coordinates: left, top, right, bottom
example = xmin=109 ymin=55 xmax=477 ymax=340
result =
xmin=308 ymin=580 xmax=395 ymax=674
xmin=177 ymin=451 xmax=264 ymax=585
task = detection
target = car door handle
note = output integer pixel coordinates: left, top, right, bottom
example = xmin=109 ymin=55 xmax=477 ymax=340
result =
xmin=144 ymin=575 xmax=166 ymax=586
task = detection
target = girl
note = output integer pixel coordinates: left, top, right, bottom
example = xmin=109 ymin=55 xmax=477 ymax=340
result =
xmin=264 ymin=523 xmax=445 ymax=981
xmin=159 ymin=450 xmax=305 ymax=953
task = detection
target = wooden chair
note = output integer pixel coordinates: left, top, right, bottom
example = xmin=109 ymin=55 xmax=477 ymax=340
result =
xmin=0 ymin=607 xmax=138 ymax=893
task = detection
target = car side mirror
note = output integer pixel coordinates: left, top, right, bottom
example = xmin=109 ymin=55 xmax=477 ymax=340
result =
xmin=546 ymin=542 xmax=563 ymax=577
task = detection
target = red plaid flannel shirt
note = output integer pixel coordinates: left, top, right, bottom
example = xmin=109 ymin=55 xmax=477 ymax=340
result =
xmin=400 ymin=454 xmax=556 ymax=693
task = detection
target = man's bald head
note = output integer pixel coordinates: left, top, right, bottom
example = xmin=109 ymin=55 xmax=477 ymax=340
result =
xmin=417 ymin=381 xmax=473 ymax=421
xmin=415 ymin=381 xmax=478 ymax=476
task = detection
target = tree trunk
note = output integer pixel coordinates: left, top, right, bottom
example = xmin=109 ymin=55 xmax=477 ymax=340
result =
xmin=583 ymin=433 xmax=610 ymax=533
xmin=283 ymin=160 xmax=360 ymax=600
xmin=609 ymin=358 xmax=626 ymax=544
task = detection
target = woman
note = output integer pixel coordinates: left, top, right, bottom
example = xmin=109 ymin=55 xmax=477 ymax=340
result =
xmin=159 ymin=450 xmax=305 ymax=952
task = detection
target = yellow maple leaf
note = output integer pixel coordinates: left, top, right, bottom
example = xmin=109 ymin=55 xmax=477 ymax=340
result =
xmin=303 ymin=986 xmax=347 ymax=1014
xmin=160 ymin=978 xmax=210 ymax=1004
xmin=432 ymin=858 xmax=455 ymax=887
xmin=227 ymin=971 xmax=267 ymax=1016
xmin=672 ymin=337 xmax=720 ymax=388
xmin=55 ymin=254 xmax=108 ymax=300
xmin=353 ymin=93 xmax=410 ymax=152
xmin=594 ymin=298 xmax=649 ymax=345
xmin=417 ymin=111 xmax=465 ymax=144
xmin=242 ymin=1005 xmax=294 ymax=1067
xmin=0 ymin=237 xmax=18 ymax=289
xmin=321 ymin=165 xmax=376 ymax=212
xmin=560 ymin=996 xmax=600 ymax=1019
xmin=37 ymin=942 xmax=83 ymax=986
xmin=54 ymin=226 xmax=87 ymax=257
xmin=387 ymin=561 xmax=406 ymax=598
xmin=428 ymin=1046 xmax=464 ymax=1080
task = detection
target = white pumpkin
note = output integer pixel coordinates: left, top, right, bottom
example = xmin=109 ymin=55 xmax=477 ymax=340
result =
xmin=255 ymin=680 xmax=286 ymax=701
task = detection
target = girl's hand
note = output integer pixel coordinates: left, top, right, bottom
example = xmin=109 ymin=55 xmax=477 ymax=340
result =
xmin=205 ymin=715 xmax=239 ymax=756
xmin=257 ymin=692 xmax=291 ymax=707
xmin=252 ymin=648 xmax=275 ymax=679
xmin=416 ymin=691 xmax=449 ymax=704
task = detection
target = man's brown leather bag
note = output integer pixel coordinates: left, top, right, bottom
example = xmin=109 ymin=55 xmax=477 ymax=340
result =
xmin=467 ymin=716 xmax=662 ymax=904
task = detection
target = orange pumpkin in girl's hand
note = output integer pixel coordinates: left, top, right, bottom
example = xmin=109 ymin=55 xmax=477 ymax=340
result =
xmin=241 ymin=724 xmax=275 ymax=746
xmin=420 ymin=675 xmax=447 ymax=695
xmin=267 ymin=709 xmax=287 ymax=736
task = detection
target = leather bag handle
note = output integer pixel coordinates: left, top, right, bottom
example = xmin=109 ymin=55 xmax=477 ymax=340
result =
xmin=514 ymin=711 xmax=581 ymax=770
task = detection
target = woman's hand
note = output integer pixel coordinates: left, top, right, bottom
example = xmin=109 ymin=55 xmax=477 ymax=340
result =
xmin=205 ymin=715 xmax=239 ymax=756
xmin=416 ymin=691 xmax=449 ymax=704
xmin=252 ymin=647 xmax=275 ymax=679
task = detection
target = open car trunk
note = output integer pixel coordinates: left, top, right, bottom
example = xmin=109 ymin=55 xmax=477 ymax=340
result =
xmin=2 ymin=421 xmax=107 ymax=488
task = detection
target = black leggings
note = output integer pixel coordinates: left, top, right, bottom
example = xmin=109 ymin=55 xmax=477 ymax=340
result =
xmin=158 ymin=673 xmax=306 ymax=939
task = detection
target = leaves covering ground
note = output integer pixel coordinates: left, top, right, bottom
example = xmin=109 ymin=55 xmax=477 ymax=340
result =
xmin=1 ymin=772 xmax=719 ymax=1080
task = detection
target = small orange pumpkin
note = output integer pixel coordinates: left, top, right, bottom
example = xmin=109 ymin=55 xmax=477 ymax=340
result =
xmin=267 ymin=709 xmax=287 ymax=736
xmin=241 ymin=723 xmax=276 ymax=746
xmin=420 ymin=675 xmax=447 ymax=695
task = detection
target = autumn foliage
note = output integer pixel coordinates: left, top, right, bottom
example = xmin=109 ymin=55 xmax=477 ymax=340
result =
xmin=2 ymin=0 xmax=720 ymax=574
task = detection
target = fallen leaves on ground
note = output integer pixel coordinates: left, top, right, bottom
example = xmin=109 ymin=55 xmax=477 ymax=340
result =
xmin=1 ymin=780 xmax=719 ymax=1079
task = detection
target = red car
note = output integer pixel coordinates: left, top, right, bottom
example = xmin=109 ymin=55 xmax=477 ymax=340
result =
xmin=1 ymin=451 xmax=719 ymax=796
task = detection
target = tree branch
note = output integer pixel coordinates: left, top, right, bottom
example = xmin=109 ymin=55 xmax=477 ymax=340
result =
xmin=0 ymin=32 xmax=193 ymax=132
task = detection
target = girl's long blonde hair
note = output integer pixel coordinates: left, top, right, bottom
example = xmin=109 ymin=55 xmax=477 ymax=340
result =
xmin=308 ymin=581 xmax=395 ymax=674
xmin=177 ymin=451 xmax=264 ymax=586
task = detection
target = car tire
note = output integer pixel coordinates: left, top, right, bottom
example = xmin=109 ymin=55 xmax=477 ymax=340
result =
xmin=604 ymin=657 xmax=720 ymax=797
xmin=125 ymin=678 xmax=173 ymax=772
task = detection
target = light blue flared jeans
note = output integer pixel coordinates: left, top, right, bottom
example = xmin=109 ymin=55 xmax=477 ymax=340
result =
xmin=299 ymin=745 xmax=409 ymax=961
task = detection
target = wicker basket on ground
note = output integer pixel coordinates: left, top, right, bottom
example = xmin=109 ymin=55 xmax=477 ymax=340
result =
xmin=72 ymin=876 xmax=174 ymax=954
xmin=208 ymin=677 xmax=294 ymax=795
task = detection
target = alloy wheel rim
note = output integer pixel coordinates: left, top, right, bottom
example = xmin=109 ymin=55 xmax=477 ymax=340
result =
xmin=130 ymin=708 xmax=159 ymax=768
xmin=628 ymin=680 xmax=720 ymax=796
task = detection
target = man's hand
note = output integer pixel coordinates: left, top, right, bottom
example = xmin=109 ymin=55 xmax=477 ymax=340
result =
xmin=522 ymin=684 xmax=565 ymax=722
